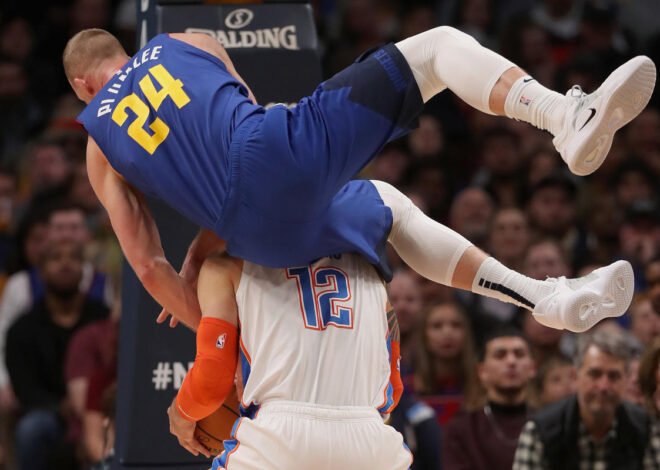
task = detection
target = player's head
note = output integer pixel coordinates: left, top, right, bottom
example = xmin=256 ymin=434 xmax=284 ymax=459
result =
xmin=63 ymin=28 xmax=128 ymax=104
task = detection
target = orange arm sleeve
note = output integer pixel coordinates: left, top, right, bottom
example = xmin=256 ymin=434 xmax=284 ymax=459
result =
xmin=176 ymin=317 xmax=238 ymax=421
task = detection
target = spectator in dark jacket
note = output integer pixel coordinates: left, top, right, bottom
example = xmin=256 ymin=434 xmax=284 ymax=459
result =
xmin=444 ymin=328 xmax=534 ymax=470
xmin=6 ymin=239 xmax=108 ymax=470
xmin=513 ymin=329 xmax=655 ymax=469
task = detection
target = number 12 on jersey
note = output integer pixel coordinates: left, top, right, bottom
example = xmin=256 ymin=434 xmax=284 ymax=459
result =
xmin=286 ymin=267 xmax=354 ymax=331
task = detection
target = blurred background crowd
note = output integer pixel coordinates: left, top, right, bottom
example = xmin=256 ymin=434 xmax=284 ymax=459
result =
xmin=0 ymin=0 xmax=658 ymax=469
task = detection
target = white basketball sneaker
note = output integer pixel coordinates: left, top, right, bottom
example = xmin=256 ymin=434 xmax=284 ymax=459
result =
xmin=532 ymin=260 xmax=634 ymax=333
xmin=553 ymin=56 xmax=656 ymax=176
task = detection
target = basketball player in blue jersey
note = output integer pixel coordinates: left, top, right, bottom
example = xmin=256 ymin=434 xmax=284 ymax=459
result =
xmin=63 ymin=28 xmax=655 ymax=333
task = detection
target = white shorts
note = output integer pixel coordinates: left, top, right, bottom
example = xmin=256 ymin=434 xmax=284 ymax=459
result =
xmin=212 ymin=401 xmax=412 ymax=470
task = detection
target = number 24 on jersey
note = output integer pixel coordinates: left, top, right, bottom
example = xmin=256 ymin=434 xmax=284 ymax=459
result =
xmin=112 ymin=64 xmax=190 ymax=154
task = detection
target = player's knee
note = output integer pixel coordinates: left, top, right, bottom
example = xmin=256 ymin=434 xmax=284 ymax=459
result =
xmin=427 ymin=26 xmax=479 ymax=46
xmin=397 ymin=26 xmax=481 ymax=85
xmin=432 ymin=25 xmax=459 ymax=37
xmin=371 ymin=180 xmax=414 ymax=229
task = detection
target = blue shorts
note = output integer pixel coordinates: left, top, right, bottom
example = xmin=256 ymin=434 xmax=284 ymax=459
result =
xmin=217 ymin=44 xmax=423 ymax=279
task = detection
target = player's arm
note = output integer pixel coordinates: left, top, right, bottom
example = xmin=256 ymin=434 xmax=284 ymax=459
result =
xmin=157 ymin=229 xmax=226 ymax=327
xmin=168 ymin=254 xmax=242 ymax=456
xmin=86 ymin=137 xmax=201 ymax=329
xmin=184 ymin=230 xmax=227 ymax=280
xmin=175 ymin=253 xmax=241 ymax=419
xmin=169 ymin=32 xmax=257 ymax=104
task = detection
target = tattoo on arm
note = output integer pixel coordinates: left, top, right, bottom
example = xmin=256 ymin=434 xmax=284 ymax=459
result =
xmin=387 ymin=309 xmax=400 ymax=343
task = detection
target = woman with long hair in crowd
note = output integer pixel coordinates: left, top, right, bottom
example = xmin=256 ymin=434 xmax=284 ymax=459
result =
xmin=413 ymin=300 xmax=480 ymax=423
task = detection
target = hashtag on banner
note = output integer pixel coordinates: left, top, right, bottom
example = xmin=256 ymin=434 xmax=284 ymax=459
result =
xmin=152 ymin=362 xmax=173 ymax=390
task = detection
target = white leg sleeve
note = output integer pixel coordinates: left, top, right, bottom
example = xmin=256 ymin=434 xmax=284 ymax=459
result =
xmin=372 ymin=181 xmax=472 ymax=286
xmin=395 ymin=26 xmax=515 ymax=113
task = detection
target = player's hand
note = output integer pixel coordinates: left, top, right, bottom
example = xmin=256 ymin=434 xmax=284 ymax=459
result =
xmin=157 ymin=248 xmax=204 ymax=328
xmin=167 ymin=399 xmax=211 ymax=458
xmin=157 ymin=310 xmax=179 ymax=328
xmin=157 ymin=307 xmax=201 ymax=331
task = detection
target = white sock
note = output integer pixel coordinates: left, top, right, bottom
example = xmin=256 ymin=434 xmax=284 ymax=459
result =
xmin=504 ymin=76 xmax=567 ymax=136
xmin=372 ymin=180 xmax=472 ymax=286
xmin=472 ymin=257 xmax=555 ymax=311
xmin=395 ymin=26 xmax=515 ymax=113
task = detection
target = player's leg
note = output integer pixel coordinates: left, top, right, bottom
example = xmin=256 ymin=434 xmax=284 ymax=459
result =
xmin=372 ymin=181 xmax=634 ymax=333
xmin=395 ymin=26 xmax=656 ymax=175
xmin=373 ymin=421 xmax=414 ymax=470
xmin=211 ymin=416 xmax=294 ymax=470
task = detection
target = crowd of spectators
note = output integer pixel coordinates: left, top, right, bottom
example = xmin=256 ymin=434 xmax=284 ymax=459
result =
xmin=0 ymin=0 xmax=658 ymax=469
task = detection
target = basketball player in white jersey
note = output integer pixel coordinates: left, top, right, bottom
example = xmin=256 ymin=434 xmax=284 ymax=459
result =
xmin=168 ymin=252 xmax=410 ymax=469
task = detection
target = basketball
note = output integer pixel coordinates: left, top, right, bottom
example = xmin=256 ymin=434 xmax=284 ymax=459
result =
xmin=194 ymin=387 xmax=241 ymax=455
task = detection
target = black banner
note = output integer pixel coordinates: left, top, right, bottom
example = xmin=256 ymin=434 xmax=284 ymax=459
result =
xmin=138 ymin=1 xmax=315 ymax=49
xmin=114 ymin=3 xmax=320 ymax=469
xmin=158 ymin=3 xmax=321 ymax=103
xmin=114 ymin=201 xmax=200 ymax=469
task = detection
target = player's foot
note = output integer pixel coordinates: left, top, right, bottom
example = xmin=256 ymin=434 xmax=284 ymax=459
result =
xmin=553 ymin=56 xmax=656 ymax=176
xmin=532 ymin=260 xmax=634 ymax=333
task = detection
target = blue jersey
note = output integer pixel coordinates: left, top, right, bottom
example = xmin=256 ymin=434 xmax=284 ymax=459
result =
xmin=79 ymin=37 xmax=423 ymax=279
xmin=78 ymin=34 xmax=262 ymax=231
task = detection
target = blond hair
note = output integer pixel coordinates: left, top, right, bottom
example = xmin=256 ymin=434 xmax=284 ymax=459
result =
xmin=63 ymin=29 xmax=125 ymax=82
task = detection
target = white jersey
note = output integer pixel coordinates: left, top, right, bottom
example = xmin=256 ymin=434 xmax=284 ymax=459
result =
xmin=235 ymin=254 xmax=396 ymax=414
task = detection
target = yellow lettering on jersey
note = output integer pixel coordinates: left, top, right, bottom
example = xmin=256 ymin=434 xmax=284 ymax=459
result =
xmin=111 ymin=94 xmax=169 ymax=155
xmin=110 ymin=64 xmax=189 ymax=154
xmin=139 ymin=64 xmax=191 ymax=111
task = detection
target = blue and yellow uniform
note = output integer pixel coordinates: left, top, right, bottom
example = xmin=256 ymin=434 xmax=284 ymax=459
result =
xmin=78 ymin=34 xmax=422 ymax=279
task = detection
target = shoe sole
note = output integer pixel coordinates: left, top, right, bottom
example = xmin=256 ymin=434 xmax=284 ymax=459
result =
xmin=561 ymin=260 xmax=634 ymax=332
xmin=569 ymin=56 xmax=656 ymax=176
